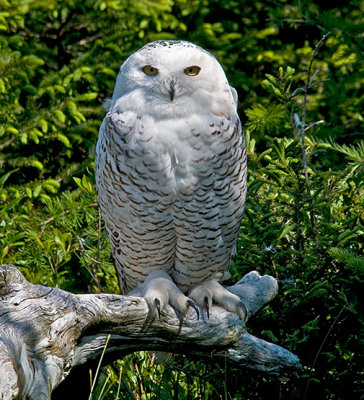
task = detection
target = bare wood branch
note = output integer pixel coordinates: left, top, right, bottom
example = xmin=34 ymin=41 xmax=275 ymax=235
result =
xmin=0 ymin=137 xmax=15 ymax=150
xmin=0 ymin=264 xmax=301 ymax=400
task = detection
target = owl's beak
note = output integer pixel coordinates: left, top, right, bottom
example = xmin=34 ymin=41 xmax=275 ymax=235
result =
xmin=169 ymin=81 xmax=175 ymax=102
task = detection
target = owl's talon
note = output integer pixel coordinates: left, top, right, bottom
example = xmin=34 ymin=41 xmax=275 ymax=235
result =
xmin=204 ymin=296 xmax=210 ymax=319
xmin=186 ymin=299 xmax=200 ymax=320
xmin=237 ymin=301 xmax=247 ymax=321
xmin=189 ymin=280 xmax=248 ymax=320
xmin=155 ymin=298 xmax=161 ymax=318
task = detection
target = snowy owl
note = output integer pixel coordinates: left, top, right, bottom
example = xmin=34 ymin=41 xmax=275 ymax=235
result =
xmin=95 ymin=40 xmax=247 ymax=320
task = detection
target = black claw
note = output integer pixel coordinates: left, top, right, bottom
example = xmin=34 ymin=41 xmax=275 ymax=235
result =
xmin=238 ymin=301 xmax=248 ymax=321
xmin=154 ymin=298 xmax=161 ymax=318
xmin=204 ymin=296 xmax=210 ymax=319
xmin=186 ymin=299 xmax=199 ymax=320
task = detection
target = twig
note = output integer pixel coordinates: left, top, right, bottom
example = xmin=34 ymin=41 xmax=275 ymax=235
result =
xmin=0 ymin=137 xmax=15 ymax=150
xmin=88 ymin=334 xmax=111 ymax=400
xmin=267 ymin=16 xmax=325 ymax=32
xmin=95 ymin=207 xmax=102 ymax=266
xmin=38 ymin=203 xmax=98 ymax=238
xmin=77 ymin=236 xmax=104 ymax=293
xmin=299 ymin=32 xmax=330 ymax=244
xmin=304 ymin=120 xmax=324 ymax=132
xmin=76 ymin=236 xmax=101 ymax=265
xmin=88 ymin=206 xmax=103 ymax=291
xmin=290 ymin=109 xmax=299 ymax=138
xmin=39 ymin=211 xmax=68 ymax=238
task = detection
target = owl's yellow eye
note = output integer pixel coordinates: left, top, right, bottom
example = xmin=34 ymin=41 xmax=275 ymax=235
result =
xmin=184 ymin=66 xmax=201 ymax=76
xmin=142 ymin=65 xmax=159 ymax=76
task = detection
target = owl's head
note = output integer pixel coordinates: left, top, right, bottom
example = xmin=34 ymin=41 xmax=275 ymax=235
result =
xmin=109 ymin=40 xmax=237 ymax=118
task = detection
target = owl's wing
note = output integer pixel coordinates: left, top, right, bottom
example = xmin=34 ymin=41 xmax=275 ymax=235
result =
xmin=95 ymin=111 xmax=178 ymax=294
xmin=230 ymin=86 xmax=238 ymax=108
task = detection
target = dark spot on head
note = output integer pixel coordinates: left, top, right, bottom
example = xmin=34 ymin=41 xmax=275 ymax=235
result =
xmin=143 ymin=40 xmax=199 ymax=51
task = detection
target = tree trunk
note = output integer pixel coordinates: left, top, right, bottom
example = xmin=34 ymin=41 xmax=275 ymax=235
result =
xmin=0 ymin=264 xmax=301 ymax=399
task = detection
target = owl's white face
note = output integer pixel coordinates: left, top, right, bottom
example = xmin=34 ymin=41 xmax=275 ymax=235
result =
xmin=110 ymin=40 xmax=237 ymax=118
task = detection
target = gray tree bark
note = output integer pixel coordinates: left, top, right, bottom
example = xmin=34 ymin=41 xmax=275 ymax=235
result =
xmin=0 ymin=264 xmax=301 ymax=399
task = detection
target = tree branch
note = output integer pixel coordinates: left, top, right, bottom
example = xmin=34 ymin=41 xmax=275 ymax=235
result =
xmin=0 ymin=264 xmax=301 ymax=400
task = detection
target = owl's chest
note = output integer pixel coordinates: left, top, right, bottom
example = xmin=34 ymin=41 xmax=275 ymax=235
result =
xmin=133 ymin=113 xmax=233 ymax=171
xmin=102 ymin=111 xmax=240 ymax=197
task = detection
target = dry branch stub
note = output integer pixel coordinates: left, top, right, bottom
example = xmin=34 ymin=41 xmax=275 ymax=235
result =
xmin=0 ymin=264 xmax=301 ymax=399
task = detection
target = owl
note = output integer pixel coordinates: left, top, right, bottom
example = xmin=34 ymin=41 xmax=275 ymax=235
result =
xmin=95 ymin=40 xmax=247 ymax=320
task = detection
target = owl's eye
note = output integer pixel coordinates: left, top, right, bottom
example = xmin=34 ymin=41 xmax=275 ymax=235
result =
xmin=142 ymin=65 xmax=159 ymax=76
xmin=184 ymin=66 xmax=201 ymax=76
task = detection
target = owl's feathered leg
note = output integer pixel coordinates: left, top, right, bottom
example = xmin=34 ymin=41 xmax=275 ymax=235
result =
xmin=128 ymin=270 xmax=199 ymax=319
xmin=188 ymin=280 xmax=247 ymax=321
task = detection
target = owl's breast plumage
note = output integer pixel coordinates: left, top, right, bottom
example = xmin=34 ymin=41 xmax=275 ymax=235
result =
xmin=96 ymin=108 xmax=247 ymax=293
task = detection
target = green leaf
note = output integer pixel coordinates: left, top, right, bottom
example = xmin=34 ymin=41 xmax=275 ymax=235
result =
xmin=55 ymin=109 xmax=66 ymax=124
xmin=75 ymin=92 xmax=98 ymax=102
xmin=39 ymin=119 xmax=48 ymax=133
xmin=278 ymin=223 xmax=296 ymax=240
xmin=74 ymin=175 xmax=94 ymax=194
xmin=265 ymin=74 xmax=279 ymax=87
xmin=20 ymin=133 xmax=28 ymax=144
xmin=31 ymin=160 xmax=43 ymax=171
xmin=22 ymin=55 xmax=44 ymax=67
xmin=328 ymin=247 xmax=364 ymax=273
xmin=0 ymin=78 xmax=5 ymax=93
xmin=0 ymin=170 xmax=18 ymax=188
xmin=33 ymin=185 xmax=42 ymax=198
xmin=7 ymin=126 xmax=19 ymax=135
xmin=28 ymin=128 xmax=43 ymax=144
xmin=56 ymin=134 xmax=71 ymax=147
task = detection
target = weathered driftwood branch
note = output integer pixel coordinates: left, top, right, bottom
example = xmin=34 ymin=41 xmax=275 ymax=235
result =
xmin=0 ymin=264 xmax=301 ymax=399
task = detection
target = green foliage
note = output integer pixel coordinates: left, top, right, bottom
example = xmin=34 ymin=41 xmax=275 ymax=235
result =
xmin=1 ymin=0 xmax=363 ymax=399
xmin=328 ymin=247 xmax=364 ymax=274
xmin=89 ymin=353 xmax=238 ymax=400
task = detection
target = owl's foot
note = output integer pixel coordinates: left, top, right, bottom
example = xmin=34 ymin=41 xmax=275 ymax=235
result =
xmin=188 ymin=280 xmax=247 ymax=321
xmin=128 ymin=270 xmax=199 ymax=320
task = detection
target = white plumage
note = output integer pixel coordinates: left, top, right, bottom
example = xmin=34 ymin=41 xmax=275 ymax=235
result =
xmin=96 ymin=40 xmax=247 ymax=318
